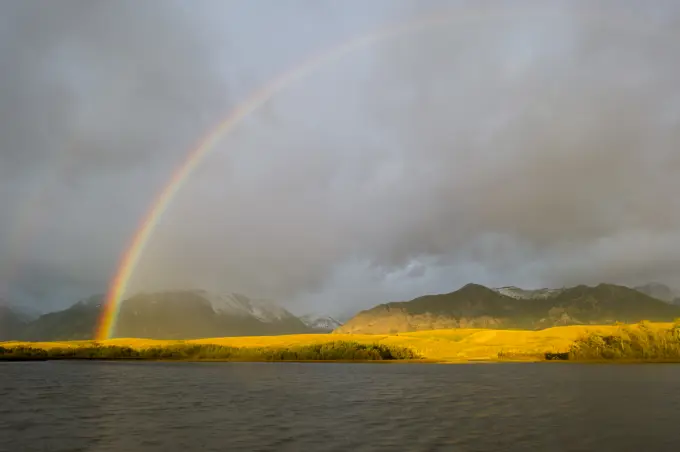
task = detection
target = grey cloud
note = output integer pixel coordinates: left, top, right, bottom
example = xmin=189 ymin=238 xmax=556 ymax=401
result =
xmin=2 ymin=0 xmax=680 ymax=315
xmin=0 ymin=0 xmax=237 ymax=308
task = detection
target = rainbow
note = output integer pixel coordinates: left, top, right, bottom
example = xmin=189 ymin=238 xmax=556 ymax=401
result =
xmin=95 ymin=5 xmax=663 ymax=340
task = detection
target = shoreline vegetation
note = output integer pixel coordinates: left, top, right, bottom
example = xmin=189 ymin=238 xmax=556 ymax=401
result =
xmin=2 ymin=322 xmax=680 ymax=363
xmin=567 ymin=321 xmax=680 ymax=362
xmin=0 ymin=341 xmax=421 ymax=362
xmin=496 ymin=321 xmax=680 ymax=363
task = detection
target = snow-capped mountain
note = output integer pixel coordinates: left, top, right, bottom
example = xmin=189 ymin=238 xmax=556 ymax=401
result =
xmin=299 ymin=314 xmax=343 ymax=332
xmin=493 ymin=286 xmax=564 ymax=300
xmin=7 ymin=290 xmax=313 ymax=341
xmin=196 ymin=291 xmax=292 ymax=322
xmin=108 ymin=290 xmax=312 ymax=339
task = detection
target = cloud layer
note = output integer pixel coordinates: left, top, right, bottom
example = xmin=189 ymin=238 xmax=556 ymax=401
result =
xmin=2 ymin=1 xmax=680 ymax=315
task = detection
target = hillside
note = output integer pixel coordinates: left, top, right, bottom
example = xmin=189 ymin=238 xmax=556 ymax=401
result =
xmin=545 ymin=284 xmax=680 ymax=324
xmin=14 ymin=291 xmax=313 ymax=341
xmin=334 ymin=283 xmax=680 ymax=334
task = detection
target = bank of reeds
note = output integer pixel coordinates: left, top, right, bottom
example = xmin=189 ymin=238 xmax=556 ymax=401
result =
xmin=568 ymin=321 xmax=680 ymax=361
xmin=0 ymin=341 xmax=421 ymax=362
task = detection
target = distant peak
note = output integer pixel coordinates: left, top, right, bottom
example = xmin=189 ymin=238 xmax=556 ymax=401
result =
xmin=299 ymin=314 xmax=343 ymax=330
xmin=460 ymin=283 xmax=491 ymax=290
xmin=642 ymin=282 xmax=669 ymax=288
xmin=632 ymin=282 xmax=676 ymax=302
xmin=596 ymin=283 xmax=616 ymax=289
xmin=597 ymin=283 xmax=637 ymax=292
xmin=635 ymin=282 xmax=672 ymax=291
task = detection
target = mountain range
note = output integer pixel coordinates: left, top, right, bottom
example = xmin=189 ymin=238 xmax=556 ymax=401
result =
xmin=2 ymin=282 xmax=680 ymax=341
xmin=334 ymin=283 xmax=680 ymax=334
xmin=0 ymin=291 xmax=341 ymax=341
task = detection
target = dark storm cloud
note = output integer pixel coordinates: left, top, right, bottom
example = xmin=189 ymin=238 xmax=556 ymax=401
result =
xmin=2 ymin=0 xmax=680 ymax=314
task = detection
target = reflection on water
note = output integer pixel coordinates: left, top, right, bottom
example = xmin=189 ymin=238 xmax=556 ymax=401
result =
xmin=1 ymin=361 xmax=679 ymax=451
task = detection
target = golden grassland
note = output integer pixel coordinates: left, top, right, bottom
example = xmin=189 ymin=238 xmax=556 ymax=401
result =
xmin=3 ymin=322 xmax=675 ymax=362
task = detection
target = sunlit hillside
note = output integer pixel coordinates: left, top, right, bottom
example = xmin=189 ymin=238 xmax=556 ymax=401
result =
xmin=336 ymin=283 xmax=680 ymax=334
xmin=3 ymin=322 xmax=675 ymax=362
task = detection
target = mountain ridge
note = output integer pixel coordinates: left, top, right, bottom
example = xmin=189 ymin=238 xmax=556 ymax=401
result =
xmin=4 ymin=282 xmax=680 ymax=341
xmin=334 ymin=282 xmax=680 ymax=334
xmin=8 ymin=291 xmax=315 ymax=341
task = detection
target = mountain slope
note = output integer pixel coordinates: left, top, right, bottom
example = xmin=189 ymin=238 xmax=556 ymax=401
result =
xmin=548 ymin=284 xmax=680 ymax=324
xmin=335 ymin=283 xmax=680 ymax=334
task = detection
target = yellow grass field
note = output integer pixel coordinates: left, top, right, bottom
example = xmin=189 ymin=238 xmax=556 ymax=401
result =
xmin=2 ymin=322 xmax=674 ymax=362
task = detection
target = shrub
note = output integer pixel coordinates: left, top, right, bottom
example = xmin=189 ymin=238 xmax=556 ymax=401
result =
xmin=569 ymin=322 xmax=680 ymax=361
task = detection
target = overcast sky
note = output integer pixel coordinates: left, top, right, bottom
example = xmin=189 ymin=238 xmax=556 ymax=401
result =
xmin=1 ymin=0 xmax=680 ymax=316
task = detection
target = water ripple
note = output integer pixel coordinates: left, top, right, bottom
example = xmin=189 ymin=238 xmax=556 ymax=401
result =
xmin=1 ymin=361 xmax=679 ymax=451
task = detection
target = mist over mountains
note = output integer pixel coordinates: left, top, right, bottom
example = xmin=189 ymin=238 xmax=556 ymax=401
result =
xmin=634 ymin=282 xmax=680 ymax=305
xmin=2 ymin=281 xmax=680 ymax=341
xmin=0 ymin=305 xmax=26 ymax=341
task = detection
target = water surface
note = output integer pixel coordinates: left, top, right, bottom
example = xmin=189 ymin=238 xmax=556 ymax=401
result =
xmin=1 ymin=361 xmax=679 ymax=451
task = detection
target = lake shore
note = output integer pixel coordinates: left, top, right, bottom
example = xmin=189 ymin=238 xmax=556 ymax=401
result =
xmin=4 ymin=355 xmax=680 ymax=364
xmin=3 ymin=322 xmax=680 ymax=363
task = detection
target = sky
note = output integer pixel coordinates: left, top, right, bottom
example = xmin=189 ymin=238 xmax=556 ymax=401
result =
xmin=1 ymin=0 xmax=680 ymax=317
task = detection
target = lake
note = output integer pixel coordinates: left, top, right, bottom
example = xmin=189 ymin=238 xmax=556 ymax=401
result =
xmin=1 ymin=361 xmax=679 ymax=451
